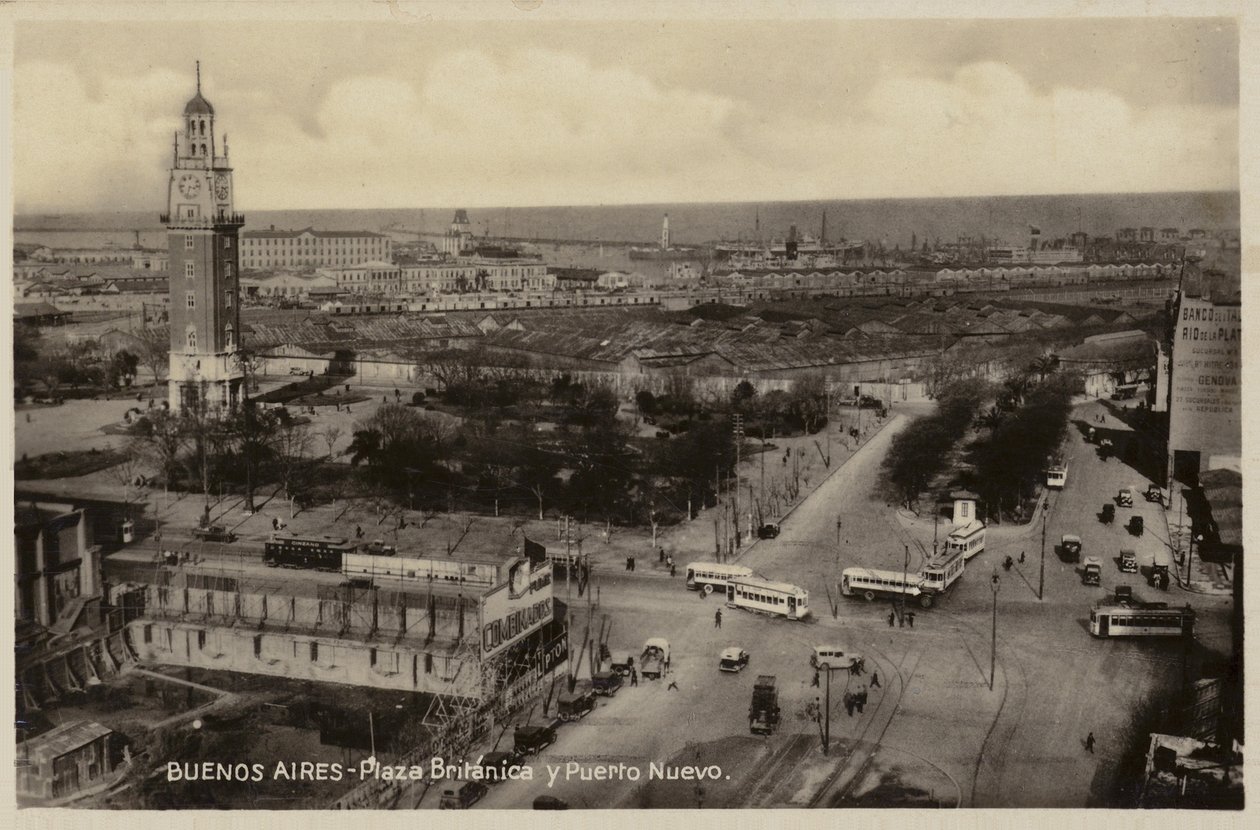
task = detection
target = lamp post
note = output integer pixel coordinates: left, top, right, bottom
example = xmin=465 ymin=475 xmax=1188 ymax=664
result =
xmin=990 ymin=569 xmax=1000 ymax=691
xmin=1039 ymin=509 xmax=1047 ymax=601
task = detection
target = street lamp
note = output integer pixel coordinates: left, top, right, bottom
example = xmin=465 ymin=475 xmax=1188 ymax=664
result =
xmin=990 ymin=569 xmax=1000 ymax=691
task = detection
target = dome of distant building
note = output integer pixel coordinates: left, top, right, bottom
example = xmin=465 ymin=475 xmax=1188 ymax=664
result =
xmin=184 ymin=91 xmax=214 ymax=116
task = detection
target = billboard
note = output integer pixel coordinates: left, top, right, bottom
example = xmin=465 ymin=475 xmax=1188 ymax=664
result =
xmin=1168 ymin=296 xmax=1242 ymax=457
xmin=479 ymin=557 xmax=554 ymax=659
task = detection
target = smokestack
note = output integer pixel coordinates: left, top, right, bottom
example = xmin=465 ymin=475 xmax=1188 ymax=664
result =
xmin=661 ymin=214 xmax=670 ymax=251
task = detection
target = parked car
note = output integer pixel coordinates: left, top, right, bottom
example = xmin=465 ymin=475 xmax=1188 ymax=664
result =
xmin=192 ymin=524 xmax=235 ymax=543
xmin=439 ymin=780 xmax=488 ymax=809
xmin=719 ymin=647 xmax=750 ymax=673
xmin=1119 ymin=549 xmax=1138 ymax=573
xmin=514 ymin=722 xmax=558 ymax=755
xmin=591 ymin=670 xmax=623 ymax=696
xmin=1061 ymin=534 xmax=1083 ymax=562
xmin=608 ymin=654 xmax=635 ymax=677
xmin=757 ymin=523 xmax=781 ymax=540
xmin=1128 ymin=515 xmax=1145 ymax=537
xmin=478 ymin=751 xmax=523 ymax=783
xmin=557 ymin=687 xmax=597 ymax=722
xmin=1100 ymin=503 xmax=1116 ymax=524
xmin=1082 ymin=557 xmax=1103 ymax=586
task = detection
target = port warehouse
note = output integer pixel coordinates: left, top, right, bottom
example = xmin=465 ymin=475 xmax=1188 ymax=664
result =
xmin=16 ymin=258 xmax=1179 ymax=313
xmin=227 ymin=288 xmax=1158 ymax=399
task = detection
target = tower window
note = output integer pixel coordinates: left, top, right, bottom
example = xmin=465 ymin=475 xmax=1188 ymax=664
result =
xmin=225 ymin=324 xmax=234 ymax=347
xmin=225 ymin=263 xmax=232 ymax=278
xmin=224 ymin=237 xmax=232 ymax=249
xmin=185 ymin=263 xmax=195 ymax=279
xmin=225 ymin=290 xmax=232 ymax=308
xmin=186 ymin=292 xmax=195 ymax=309
xmin=185 ymin=235 xmax=194 ymax=250
xmin=187 ymin=329 xmax=197 ymax=351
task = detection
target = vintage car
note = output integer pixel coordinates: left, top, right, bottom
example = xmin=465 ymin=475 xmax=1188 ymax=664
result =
xmin=719 ymin=647 xmax=750 ymax=673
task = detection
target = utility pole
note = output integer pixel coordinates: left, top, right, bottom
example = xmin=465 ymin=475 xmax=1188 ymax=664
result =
xmin=732 ymin=414 xmax=743 ymax=548
xmin=990 ymin=570 xmax=1000 ymax=690
xmin=902 ymin=544 xmax=910 ymax=619
xmin=823 ymin=667 xmax=832 ymax=755
xmin=1039 ymin=509 xmax=1047 ymax=601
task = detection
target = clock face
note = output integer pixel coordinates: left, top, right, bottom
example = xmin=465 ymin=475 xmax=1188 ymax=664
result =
xmin=178 ymin=174 xmax=202 ymax=199
xmin=214 ymin=174 xmax=230 ymax=202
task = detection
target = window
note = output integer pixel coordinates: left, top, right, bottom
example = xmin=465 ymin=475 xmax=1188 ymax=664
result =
xmin=185 ymin=262 xmax=195 ymax=279
xmin=185 ymin=235 xmax=194 ymax=250
xmin=143 ymin=624 xmax=153 ymax=644
xmin=224 ymin=324 xmax=234 ymax=347
xmin=310 ymin=642 xmax=319 ymax=661
xmin=187 ymin=330 xmax=196 ymax=350
xmin=186 ymin=292 xmax=196 ymax=309
xmin=224 ymin=263 xmax=232 ymax=278
xmin=225 ymin=290 xmax=232 ymax=308
xmin=224 ymin=237 xmax=232 ymax=249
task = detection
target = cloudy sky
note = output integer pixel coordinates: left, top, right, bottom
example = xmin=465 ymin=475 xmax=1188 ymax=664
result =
xmin=13 ymin=12 xmax=1240 ymax=213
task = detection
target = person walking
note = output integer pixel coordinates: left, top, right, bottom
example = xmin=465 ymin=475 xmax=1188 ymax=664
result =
xmin=811 ymin=670 xmax=820 ymax=687
xmin=870 ymin=670 xmax=881 ymax=689
xmin=1085 ymin=732 xmax=1096 ymax=753
xmin=667 ymin=680 xmax=679 ymax=691
xmin=1019 ymin=551 xmax=1025 ymax=564
xmin=714 ymin=609 xmax=722 ymax=629
xmin=888 ymin=610 xmax=896 ymax=627
xmin=670 ymin=562 xmax=677 ymax=578
xmin=626 ymin=556 xmax=632 ymax=572
xmin=630 ymin=668 xmax=638 ymax=687
xmin=659 ymin=547 xmax=666 ymax=564
xmin=907 ymin=612 xmax=916 ymax=629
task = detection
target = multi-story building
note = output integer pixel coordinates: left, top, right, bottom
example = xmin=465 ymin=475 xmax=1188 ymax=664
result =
xmin=399 ymin=258 xmax=553 ymax=294
xmin=441 ymin=209 xmax=474 ymax=256
xmin=161 ymin=64 xmax=245 ymax=412
xmin=241 ymin=227 xmax=391 ymax=269
xmin=1159 ymin=227 xmax=1181 ymax=242
xmin=320 ymin=261 xmax=403 ymax=295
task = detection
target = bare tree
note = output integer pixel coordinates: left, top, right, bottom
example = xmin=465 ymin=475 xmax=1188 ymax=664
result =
xmin=135 ymin=326 xmax=170 ymax=386
xmin=274 ymin=421 xmax=313 ymax=502
xmin=318 ymin=424 xmax=344 ymax=459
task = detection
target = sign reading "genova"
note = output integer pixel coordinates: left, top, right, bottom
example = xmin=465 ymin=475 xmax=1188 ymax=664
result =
xmin=479 ymin=558 xmax=554 ymax=659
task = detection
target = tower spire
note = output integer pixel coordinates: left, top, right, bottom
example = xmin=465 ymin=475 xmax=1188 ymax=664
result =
xmin=196 ymin=61 xmax=201 ymax=94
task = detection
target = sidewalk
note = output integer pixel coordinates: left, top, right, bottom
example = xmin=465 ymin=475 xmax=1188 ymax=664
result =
xmin=1163 ymin=483 xmax=1232 ymax=596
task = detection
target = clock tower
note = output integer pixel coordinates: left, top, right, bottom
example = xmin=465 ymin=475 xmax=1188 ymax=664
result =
xmin=163 ymin=62 xmax=245 ymax=413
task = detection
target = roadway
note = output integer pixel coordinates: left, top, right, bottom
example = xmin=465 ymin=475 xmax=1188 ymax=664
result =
xmin=456 ymin=397 xmax=1231 ymax=809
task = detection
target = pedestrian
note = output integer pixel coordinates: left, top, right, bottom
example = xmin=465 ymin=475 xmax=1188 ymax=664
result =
xmin=844 ymin=693 xmax=854 ymax=717
xmin=899 ymin=611 xmax=905 ymax=628
xmin=345 ymin=383 xmax=350 ymax=394
xmin=667 ymin=680 xmax=679 ymax=691
xmin=670 ymin=563 xmax=676 ymax=578
xmin=356 ymin=525 xmax=363 ymax=539
xmin=659 ymin=547 xmax=666 ymax=563
xmin=25 ymin=413 xmax=30 ymax=423
xmin=666 ymin=554 xmax=674 ymax=569
xmin=625 ymin=556 xmax=632 ymax=572
xmin=811 ymin=670 xmax=820 ymax=687
xmin=271 ymin=517 xmax=279 ymax=531
xmin=907 ymin=612 xmax=915 ymax=629
xmin=871 ymin=671 xmax=881 ymax=689
xmin=1085 ymin=732 xmax=1096 ymax=753
xmin=849 ymin=661 xmax=860 ymax=677
xmin=631 ymin=668 xmax=638 ymax=687
xmin=715 ymin=609 xmax=722 ymax=629
xmin=1019 ymin=551 xmax=1025 ymax=564
xmin=888 ymin=610 xmax=896 ymax=627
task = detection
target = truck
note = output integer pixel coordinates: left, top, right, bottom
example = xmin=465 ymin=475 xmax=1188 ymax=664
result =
xmin=749 ymin=675 xmax=781 ymax=735
xmin=641 ymin=638 xmax=669 ymax=680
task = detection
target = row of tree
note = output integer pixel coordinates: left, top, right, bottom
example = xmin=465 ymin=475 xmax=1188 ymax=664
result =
xmin=882 ymin=378 xmax=990 ymax=508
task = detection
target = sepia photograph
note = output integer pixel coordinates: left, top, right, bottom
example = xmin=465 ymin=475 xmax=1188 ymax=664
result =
xmin=7 ymin=1 xmax=1246 ymax=814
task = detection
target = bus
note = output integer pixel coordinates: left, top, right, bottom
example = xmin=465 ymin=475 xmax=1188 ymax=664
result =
xmin=840 ymin=549 xmax=965 ymax=609
xmin=686 ymin=562 xmax=755 ymax=595
xmin=726 ymin=576 xmax=809 ymax=620
xmin=1089 ymin=602 xmax=1194 ymax=638
xmin=1046 ymin=465 xmax=1068 ymax=490
xmin=944 ymin=520 xmax=986 ymax=561
xmin=263 ymin=533 xmax=357 ymax=571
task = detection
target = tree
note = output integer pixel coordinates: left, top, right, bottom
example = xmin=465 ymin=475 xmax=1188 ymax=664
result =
xmin=133 ymin=408 xmax=187 ymax=488
xmin=136 ymin=327 xmax=170 ymax=386
xmin=788 ymin=374 xmax=829 ymax=434
xmin=225 ymin=405 xmax=281 ymax=513
xmin=635 ymin=389 xmax=658 ymax=417
xmin=273 ymin=420 xmax=313 ymax=503
xmin=731 ymin=380 xmax=757 ymax=409
xmin=347 ymin=404 xmax=446 ymax=490
xmin=318 ymin=424 xmax=344 ymax=459
xmin=107 ymin=350 xmax=140 ymax=388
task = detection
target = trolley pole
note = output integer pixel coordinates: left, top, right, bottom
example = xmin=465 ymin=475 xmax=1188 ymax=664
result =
xmin=990 ymin=570 xmax=1000 ymax=691
xmin=902 ymin=544 xmax=910 ymax=620
xmin=1039 ymin=510 xmax=1047 ymax=601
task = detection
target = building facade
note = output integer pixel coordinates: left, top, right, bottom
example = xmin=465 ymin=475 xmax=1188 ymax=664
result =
xmin=241 ymin=228 xmax=391 ymax=269
xmin=162 ymin=65 xmax=245 ymax=412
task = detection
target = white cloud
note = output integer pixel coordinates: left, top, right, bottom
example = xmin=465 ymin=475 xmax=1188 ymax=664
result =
xmin=14 ymin=53 xmax=1237 ymax=213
